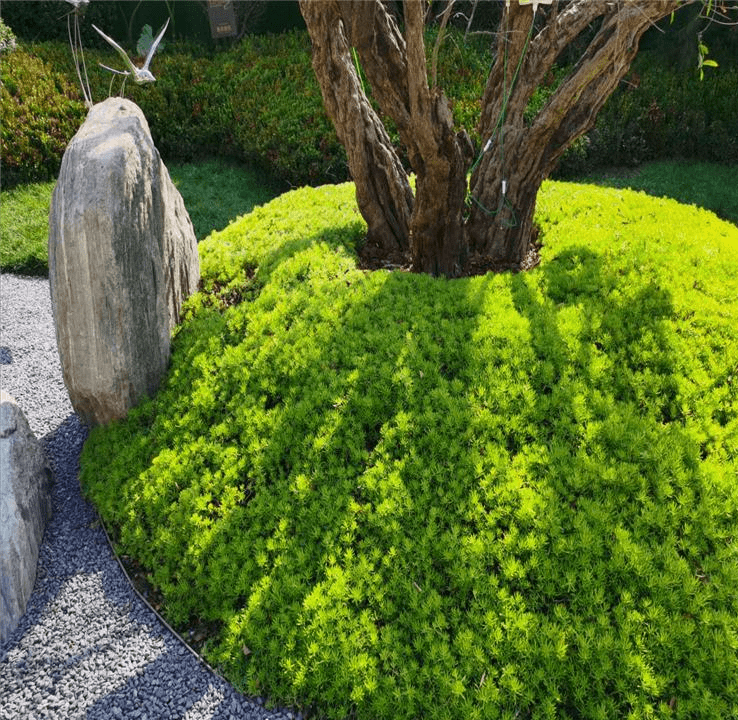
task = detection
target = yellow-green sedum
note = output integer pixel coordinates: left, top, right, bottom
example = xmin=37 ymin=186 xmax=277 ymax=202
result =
xmin=81 ymin=181 xmax=738 ymax=720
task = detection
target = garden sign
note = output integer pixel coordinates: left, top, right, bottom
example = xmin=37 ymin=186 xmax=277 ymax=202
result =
xmin=207 ymin=0 xmax=237 ymax=39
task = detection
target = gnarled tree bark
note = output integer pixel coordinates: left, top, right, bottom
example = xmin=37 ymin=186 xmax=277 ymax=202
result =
xmin=300 ymin=0 xmax=413 ymax=259
xmin=467 ymin=0 xmax=684 ymax=266
xmin=300 ymin=0 xmax=691 ymax=277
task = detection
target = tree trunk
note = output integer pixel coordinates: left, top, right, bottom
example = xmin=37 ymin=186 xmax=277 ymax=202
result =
xmin=299 ymin=0 xmax=413 ymax=259
xmin=342 ymin=0 xmax=473 ymax=276
xmin=403 ymin=1 xmax=471 ymax=276
xmin=466 ymin=134 xmax=543 ymax=270
xmin=411 ymin=134 xmax=470 ymax=276
xmin=467 ymin=0 xmax=684 ymax=267
xmin=301 ymin=0 xmax=689 ymax=276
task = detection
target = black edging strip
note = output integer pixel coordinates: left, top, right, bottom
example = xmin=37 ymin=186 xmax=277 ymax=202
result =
xmin=91 ymin=509 xmax=306 ymax=720
xmin=94 ymin=509 xmax=304 ymax=719
xmin=92 ymin=508 xmax=230 ymax=685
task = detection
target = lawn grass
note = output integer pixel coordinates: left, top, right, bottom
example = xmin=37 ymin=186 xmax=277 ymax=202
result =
xmin=0 ymin=156 xmax=285 ymax=276
xmin=167 ymin=158 xmax=286 ymax=241
xmin=581 ymin=160 xmax=738 ymax=226
xmin=2 ymin=160 xmax=735 ymax=277
xmin=80 ymin=180 xmax=738 ymax=720
xmin=0 ymin=180 xmax=56 ymax=275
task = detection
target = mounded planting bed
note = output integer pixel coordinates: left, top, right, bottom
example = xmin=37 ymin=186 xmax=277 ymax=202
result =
xmin=81 ymin=181 xmax=738 ymax=720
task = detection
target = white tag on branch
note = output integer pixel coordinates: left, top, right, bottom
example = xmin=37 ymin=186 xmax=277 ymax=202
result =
xmin=508 ymin=0 xmax=554 ymax=11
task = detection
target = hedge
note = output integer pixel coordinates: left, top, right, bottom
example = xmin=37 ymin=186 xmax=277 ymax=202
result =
xmin=2 ymin=26 xmax=737 ymax=189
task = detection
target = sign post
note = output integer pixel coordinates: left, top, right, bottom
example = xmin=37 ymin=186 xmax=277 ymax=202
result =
xmin=207 ymin=1 xmax=238 ymax=39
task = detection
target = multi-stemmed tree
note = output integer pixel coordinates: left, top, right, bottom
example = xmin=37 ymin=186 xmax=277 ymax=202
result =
xmin=299 ymin=0 xmax=695 ymax=276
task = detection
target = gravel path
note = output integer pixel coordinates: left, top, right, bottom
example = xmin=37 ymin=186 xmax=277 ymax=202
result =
xmin=0 ymin=273 xmax=299 ymax=720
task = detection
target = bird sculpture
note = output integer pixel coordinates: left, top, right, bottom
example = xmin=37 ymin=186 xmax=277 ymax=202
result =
xmin=92 ymin=18 xmax=169 ymax=85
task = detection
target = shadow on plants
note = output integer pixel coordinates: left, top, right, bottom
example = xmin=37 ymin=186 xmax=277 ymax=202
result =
xmin=82 ymin=185 xmax=738 ymax=719
xmin=165 ymin=264 xmax=491 ymax=717
xmin=505 ymin=246 xmax=729 ymax=714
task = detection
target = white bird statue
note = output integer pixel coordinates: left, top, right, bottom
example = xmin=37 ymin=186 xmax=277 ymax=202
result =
xmin=92 ymin=18 xmax=169 ymax=84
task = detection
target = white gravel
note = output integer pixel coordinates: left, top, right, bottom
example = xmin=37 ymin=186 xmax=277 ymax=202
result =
xmin=0 ymin=273 xmax=302 ymax=720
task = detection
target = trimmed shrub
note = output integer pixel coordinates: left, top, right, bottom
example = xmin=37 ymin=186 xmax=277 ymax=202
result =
xmin=3 ymin=30 xmax=737 ymax=189
xmin=81 ymin=181 xmax=738 ymax=720
xmin=227 ymin=31 xmax=347 ymax=185
xmin=563 ymin=53 xmax=738 ymax=173
xmin=0 ymin=47 xmax=87 ymax=187
xmin=2 ymin=32 xmax=341 ymax=188
xmin=128 ymin=49 xmax=239 ymax=163
xmin=0 ymin=1 xmax=119 ymax=45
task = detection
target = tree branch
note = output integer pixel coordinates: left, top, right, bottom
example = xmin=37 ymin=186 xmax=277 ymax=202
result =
xmin=299 ymin=0 xmax=413 ymax=251
xmin=431 ymin=0 xmax=456 ymax=88
xmin=481 ymin=0 xmax=610 ymax=136
xmin=478 ymin=1 xmax=535 ymax=138
xmin=340 ymin=1 xmax=413 ymax=133
xmin=530 ymin=0 xmax=686 ymax=170
xmin=405 ymin=0 xmax=431 ymax=125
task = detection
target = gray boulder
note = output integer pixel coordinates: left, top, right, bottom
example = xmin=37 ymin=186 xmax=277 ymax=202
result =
xmin=48 ymin=97 xmax=199 ymax=427
xmin=0 ymin=391 xmax=53 ymax=645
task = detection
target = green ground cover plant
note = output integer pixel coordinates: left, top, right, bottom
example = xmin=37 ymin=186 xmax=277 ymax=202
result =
xmin=80 ymin=180 xmax=738 ymax=720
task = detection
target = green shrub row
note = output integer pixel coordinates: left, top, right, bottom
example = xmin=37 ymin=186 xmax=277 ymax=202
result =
xmin=0 ymin=47 xmax=87 ymax=186
xmin=81 ymin=181 xmax=738 ymax=720
xmin=556 ymin=54 xmax=738 ymax=176
xmin=1 ymin=31 xmax=340 ymax=188
xmin=2 ymin=27 xmax=737 ymax=189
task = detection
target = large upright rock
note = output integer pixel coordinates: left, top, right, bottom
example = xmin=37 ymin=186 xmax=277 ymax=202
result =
xmin=0 ymin=392 xmax=53 ymax=645
xmin=48 ymin=98 xmax=199 ymax=427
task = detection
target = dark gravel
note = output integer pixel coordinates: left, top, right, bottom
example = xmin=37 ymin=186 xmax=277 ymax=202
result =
xmin=0 ymin=273 xmax=302 ymax=720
